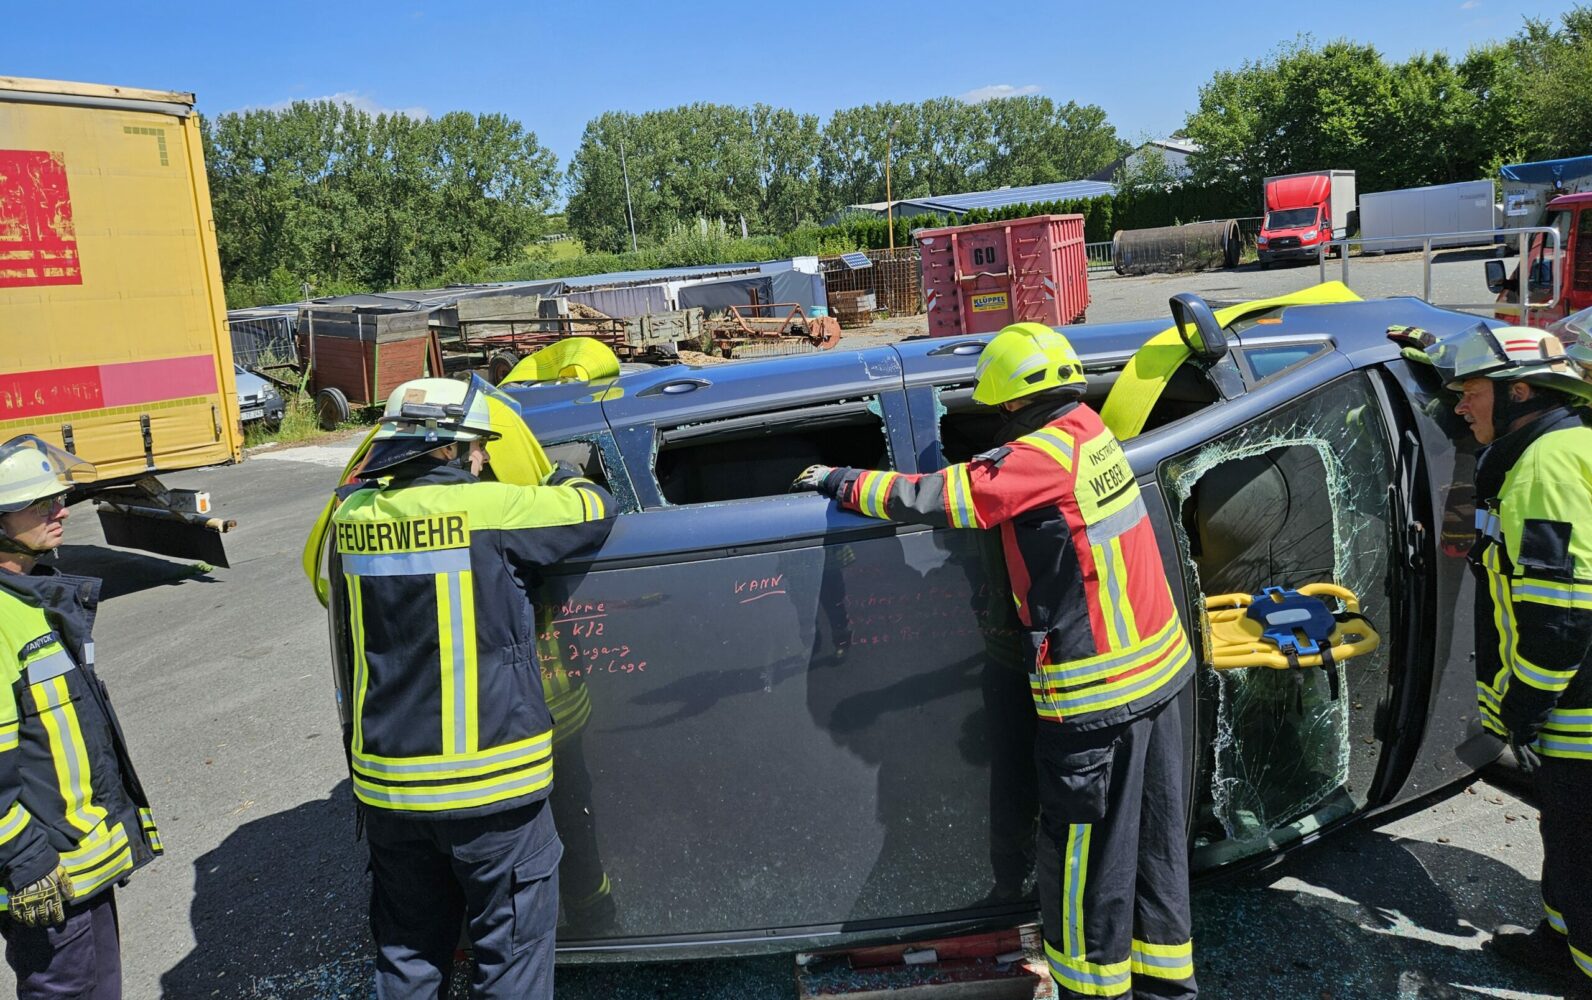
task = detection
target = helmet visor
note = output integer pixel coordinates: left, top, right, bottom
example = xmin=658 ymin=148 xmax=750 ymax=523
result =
xmin=1548 ymin=307 xmax=1592 ymax=371
xmin=1421 ymin=323 xmax=1512 ymax=389
xmin=0 ymin=436 xmax=97 ymax=513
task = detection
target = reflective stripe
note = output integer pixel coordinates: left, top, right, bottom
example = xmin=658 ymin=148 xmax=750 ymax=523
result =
xmin=1510 ymin=655 xmax=1576 ymax=692
xmin=1085 ymin=494 xmax=1147 ymax=547
xmin=1535 ymin=737 xmax=1592 ymax=759
xmin=1474 ymin=508 xmax=1502 ymax=541
xmin=458 ymin=571 xmax=478 ymax=753
xmin=0 ymin=803 xmax=29 ymax=845
xmin=139 ymin=807 xmax=162 ymax=854
xmin=1484 ymin=551 xmax=1516 ymax=696
xmin=343 ymin=548 xmax=471 ymax=577
xmin=858 ymin=471 xmax=898 ymax=519
xmin=0 ymin=722 xmax=17 ymax=754
xmin=1038 ymin=615 xmax=1184 ymax=688
xmin=1092 ymin=543 xmax=1128 ymax=648
xmin=437 ymin=573 xmax=466 ymax=755
xmin=1513 ymin=581 xmax=1592 ymax=609
xmin=353 ymin=731 xmax=552 ymax=780
xmin=1045 ymin=940 xmax=1130 ymax=997
xmin=1041 ymin=630 xmax=1191 ymax=717
xmin=24 ymin=649 xmax=75 ymax=684
xmin=1131 ymin=939 xmax=1195 ymax=980
xmin=1108 ymin=538 xmax=1139 ymax=643
xmin=1547 ymin=901 xmax=1568 ymax=935
xmin=1064 ymin=823 xmax=1090 ymax=958
xmin=1024 ymin=428 xmax=1075 ymax=473
xmin=1573 ymin=943 xmax=1592 ymax=981
xmin=577 ymin=483 xmax=606 ymax=520
xmin=349 ymin=576 xmax=370 ymax=756
xmin=353 ymin=757 xmax=553 ymax=812
xmin=32 ymin=677 xmax=108 ymax=835
xmin=945 ymin=466 xmax=977 ymax=529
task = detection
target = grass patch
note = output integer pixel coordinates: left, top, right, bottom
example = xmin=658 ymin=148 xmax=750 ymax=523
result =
xmin=243 ymin=393 xmax=367 ymax=449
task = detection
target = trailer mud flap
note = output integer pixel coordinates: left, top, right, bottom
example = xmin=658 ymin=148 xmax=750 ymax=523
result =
xmin=95 ymin=502 xmax=232 ymax=568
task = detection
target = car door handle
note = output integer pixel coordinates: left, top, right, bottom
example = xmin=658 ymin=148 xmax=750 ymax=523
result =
xmin=928 ymin=341 xmax=985 ymax=357
xmin=639 ymin=378 xmax=712 ymax=397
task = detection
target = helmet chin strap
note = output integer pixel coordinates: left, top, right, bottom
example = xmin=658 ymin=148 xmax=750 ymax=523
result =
xmin=1492 ymin=380 xmax=1561 ymax=439
xmin=0 ymin=530 xmax=51 ymax=560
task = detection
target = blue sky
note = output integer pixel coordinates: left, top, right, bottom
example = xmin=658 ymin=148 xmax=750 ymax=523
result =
xmin=9 ymin=0 xmax=1575 ymax=177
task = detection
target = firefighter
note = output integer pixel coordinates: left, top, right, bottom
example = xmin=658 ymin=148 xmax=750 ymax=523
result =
xmin=1427 ymin=324 xmax=1592 ymax=989
xmin=328 ymin=378 xmax=615 ymax=1000
xmin=792 ymin=323 xmax=1197 ymax=999
xmin=0 ymin=435 xmax=161 ymax=999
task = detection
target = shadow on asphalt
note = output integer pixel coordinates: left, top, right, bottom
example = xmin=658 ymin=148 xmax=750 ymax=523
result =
xmin=161 ymin=782 xmax=370 ymax=999
xmin=1197 ymin=828 xmax=1565 ymax=998
xmin=56 ymin=544 xmax=219 ymax=600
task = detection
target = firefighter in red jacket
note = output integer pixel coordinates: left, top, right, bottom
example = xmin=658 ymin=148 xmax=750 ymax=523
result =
xmin=793 ymin=323 xmax=1196 ymax=999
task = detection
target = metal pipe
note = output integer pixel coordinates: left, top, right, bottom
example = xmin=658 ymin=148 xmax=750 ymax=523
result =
xmin=1422 ymin=238 xmax=1432 ymax=302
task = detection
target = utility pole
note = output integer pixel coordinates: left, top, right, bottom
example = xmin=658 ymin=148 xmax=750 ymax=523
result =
xmin=619 ymin=138 xmax=638 ymax=253
xmin=885 ymin=119 xmax=896 ymax=252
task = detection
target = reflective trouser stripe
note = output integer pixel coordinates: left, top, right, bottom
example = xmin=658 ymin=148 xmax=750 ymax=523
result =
xmin=1064 ymin=823 xmax=1091 ymax=958
xmin=1131 ymin=939 xmax=1195 ymax=980
xmin=1045 ymin=940 xmax=1130 ymax=997
xmin=0 ymin=721 xmax=16 ymax=754
xmin=1548 ymin=900 xmax=1568 ymax=935
xmin=0 ymin=803 xmax=29 ymax=845
xmin=1573 ymin=943 xmax=1592 ymax=981
xmin=31 ymin=677 xmax=108 ymax=835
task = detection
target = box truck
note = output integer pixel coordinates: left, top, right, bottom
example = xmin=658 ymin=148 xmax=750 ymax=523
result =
xmin=1358 ymin=180 xmax=1497 ymax=253
xmin=1500 ymin=155 xmax=1592 ymax=229
xmin=1257 ymin=170 xmax=1356 ymax=266
xmin=0 ymin=77 xmax=241 ymax=565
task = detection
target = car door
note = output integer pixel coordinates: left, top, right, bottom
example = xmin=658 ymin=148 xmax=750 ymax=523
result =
xmin=527 ymin=348 xmax=1033 ymax=953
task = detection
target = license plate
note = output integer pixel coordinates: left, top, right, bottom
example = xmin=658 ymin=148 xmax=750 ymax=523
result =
xmin=241 ymin=408 xmax=264 ymax=421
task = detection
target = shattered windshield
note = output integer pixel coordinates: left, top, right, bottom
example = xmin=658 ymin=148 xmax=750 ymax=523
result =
xmin=1160 ymin=373 xmax=1395 ymax=867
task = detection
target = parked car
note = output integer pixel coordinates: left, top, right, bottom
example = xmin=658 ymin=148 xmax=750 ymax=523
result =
xmin=317 ymin=287 xmax=1499 ymax=960
xmin=234 ymin=365 xmax=285 ymax=429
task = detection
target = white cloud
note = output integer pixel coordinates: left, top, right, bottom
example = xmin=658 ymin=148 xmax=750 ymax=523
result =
xmin=1459 ymin=0 xmax=1480 ymax=8
xmin=957 ymin=83 xmax=1042 ymax=104
xmin=233 ymin=91 xmax=430 ymax=119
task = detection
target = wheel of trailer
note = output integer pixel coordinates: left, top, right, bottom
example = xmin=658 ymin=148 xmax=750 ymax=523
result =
xmin=315 ymin=387 xmax=350 ymax=430
xmin=488 ymin=350 xmax=521 ymax=385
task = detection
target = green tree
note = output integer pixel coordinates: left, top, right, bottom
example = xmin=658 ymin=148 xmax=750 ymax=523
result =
xmin=203 ymin=101 xmax=557 ymax=302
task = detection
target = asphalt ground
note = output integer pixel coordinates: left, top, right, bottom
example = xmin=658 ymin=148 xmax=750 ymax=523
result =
xmin=4 ymin=254 xmax=1577 ymax=999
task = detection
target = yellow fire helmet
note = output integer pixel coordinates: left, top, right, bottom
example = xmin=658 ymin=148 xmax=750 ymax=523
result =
xmin=0 ymin=435 xmax=96 ymax=513
xmin=971 ymin=322 xmax=1087 ymax=406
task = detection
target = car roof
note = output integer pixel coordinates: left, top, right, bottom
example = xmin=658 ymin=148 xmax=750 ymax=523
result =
xmin=504 ymin=297 xmax=1484 ymax=438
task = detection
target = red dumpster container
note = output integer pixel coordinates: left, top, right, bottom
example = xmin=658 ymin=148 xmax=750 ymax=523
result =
xmin=916 ymin=214 xmax=1090 ymax=335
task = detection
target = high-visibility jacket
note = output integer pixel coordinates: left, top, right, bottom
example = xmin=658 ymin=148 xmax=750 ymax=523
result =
xmin=1470 ymin=407 xmax=1592 ymax=759
xmin=331 ymin=461 xmax=615 ymax=818
xmin=830 ymin=400 xmax=1191 ymax=731
xmin=0 ymin=568 xmax=160 ymax=905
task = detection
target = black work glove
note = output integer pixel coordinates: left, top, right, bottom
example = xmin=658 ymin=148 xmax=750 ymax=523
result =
xmin=1510 ymin=739 xmax=1542 ymax=775
xmin=790 ymin=465 xmax=841 ymax=497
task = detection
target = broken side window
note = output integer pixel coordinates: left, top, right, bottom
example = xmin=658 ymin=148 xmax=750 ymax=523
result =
xmin=1160 ymin=373 xmax=1395 ymax=868
xmin=541 ymin=430 xmax=635 ymax=511
xmin=653 ymin=397 xmax=891 ymax=505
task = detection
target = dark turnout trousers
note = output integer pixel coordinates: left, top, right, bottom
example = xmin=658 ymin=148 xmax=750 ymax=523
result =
xmin=1539 ymin=756 xmax=1592 ymax=986
xmin=367 ymin=800 xmax=561 ymax=1000
xmin=1036 ymin=694 xmax=1196 ymax=999
xmin=1 ymin=890 xmax=120 ymax=1000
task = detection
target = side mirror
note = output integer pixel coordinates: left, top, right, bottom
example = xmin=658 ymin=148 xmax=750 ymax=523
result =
xmin=1484 ymin=259 xmax=1508 ymax=294
xmin=1169 ymin=293 xmax=1229 ymax=365
xmin=1530 ymin=258 xmax=1555 ymax=290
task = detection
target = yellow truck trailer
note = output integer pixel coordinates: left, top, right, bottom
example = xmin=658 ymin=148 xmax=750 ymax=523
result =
xmin=0 ymin=77 xmax=241 ymax=565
